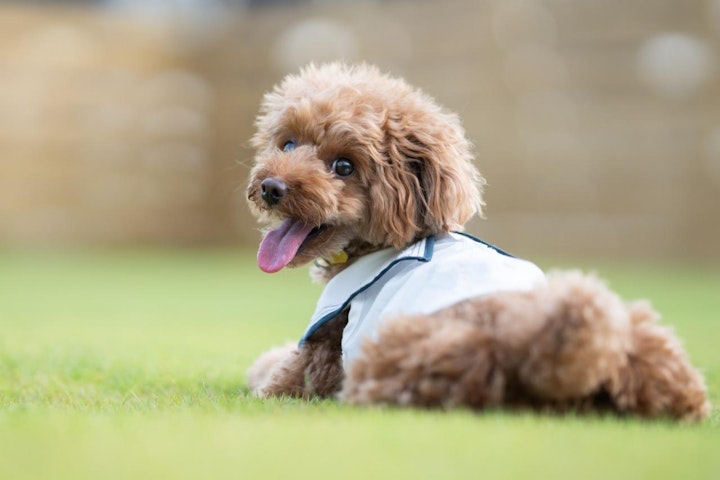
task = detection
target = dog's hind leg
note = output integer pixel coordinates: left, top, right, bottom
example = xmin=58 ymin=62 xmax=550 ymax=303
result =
xmin=514 ymin=272 xmax=633 ymax=402
xmin=341 ymin=313 xmax=506 ymax=409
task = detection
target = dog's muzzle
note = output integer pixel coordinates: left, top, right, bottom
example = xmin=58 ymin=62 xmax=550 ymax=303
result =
xmin=260 ymin=177 xmax=288 ymax=206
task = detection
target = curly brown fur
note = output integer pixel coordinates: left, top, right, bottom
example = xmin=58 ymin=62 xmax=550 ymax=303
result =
xmin=245 ymin=63 xmax=709 ymax=420
xmin=342 ymin=272 xmax=709 ymax=420
xmin=247 ymin=63 xmax=483 ymax=270
xmin=247 ymin=311 xmax=347 ymax=399
xmin=605 ymin=301 xmax=710 ymax=420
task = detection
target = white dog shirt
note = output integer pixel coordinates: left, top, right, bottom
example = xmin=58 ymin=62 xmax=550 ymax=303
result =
xmin=299 ymin=232 xmax=546 ymax=368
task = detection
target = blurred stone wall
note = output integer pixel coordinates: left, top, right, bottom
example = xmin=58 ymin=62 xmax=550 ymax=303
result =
xmin=1 ymin=0 xmax=719 ymax=258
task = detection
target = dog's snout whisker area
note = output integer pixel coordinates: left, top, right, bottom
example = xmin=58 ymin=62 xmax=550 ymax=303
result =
xmin=260 ymin=177 xmax=288 ymax=206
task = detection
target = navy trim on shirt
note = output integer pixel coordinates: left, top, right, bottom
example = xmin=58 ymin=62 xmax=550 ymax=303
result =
xmin=299 ymin=236 xmax=435 ymax=345
xmin=298 ymin=233 xmax=516 ymax=346
xmin=452 ymin=231 xmax=516 ymax=258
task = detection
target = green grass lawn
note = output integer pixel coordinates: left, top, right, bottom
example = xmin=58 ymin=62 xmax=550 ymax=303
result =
xmin=0 ymin=249 xmax=718 ymax=480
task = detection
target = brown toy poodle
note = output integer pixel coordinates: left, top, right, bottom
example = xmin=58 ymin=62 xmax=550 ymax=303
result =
xmin=245 ymin=63 xmax=709 ymax=420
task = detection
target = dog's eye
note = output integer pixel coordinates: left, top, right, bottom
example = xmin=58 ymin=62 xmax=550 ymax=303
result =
xmin=332 ymin=158 xmax=354 ymax=177
xmin=282 ymin=140 xmax=296 ymax=152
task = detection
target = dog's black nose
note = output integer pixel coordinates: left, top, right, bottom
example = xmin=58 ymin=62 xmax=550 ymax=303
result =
xmin=260 ymin=177 xmax=288 ymax=206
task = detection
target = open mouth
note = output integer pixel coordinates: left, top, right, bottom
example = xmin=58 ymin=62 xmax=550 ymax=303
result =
xmin=298 ymin=224 xmax=328 ymax=254
xmin=257 ymin=218 xmax=328 ymax=273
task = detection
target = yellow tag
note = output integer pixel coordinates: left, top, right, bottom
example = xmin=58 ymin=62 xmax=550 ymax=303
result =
xmin=328 ymin=250 xmax=349 ymax=265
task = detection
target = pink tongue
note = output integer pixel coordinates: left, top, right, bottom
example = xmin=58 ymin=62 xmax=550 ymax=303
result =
xmin=257 ymin=219 xmax=315 ymax=273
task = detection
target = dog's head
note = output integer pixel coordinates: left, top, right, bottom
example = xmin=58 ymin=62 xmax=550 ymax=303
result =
xmin=247 ymin=63 xmax=484 ymax=273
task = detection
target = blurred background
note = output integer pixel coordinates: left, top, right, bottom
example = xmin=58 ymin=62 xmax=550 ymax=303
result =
xmin=1 ymin=0 xmax=719 ymax=260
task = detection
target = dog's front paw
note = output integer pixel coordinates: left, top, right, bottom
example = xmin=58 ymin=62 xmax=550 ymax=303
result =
xmin=246 ymin=342 xmax=298 ymax=397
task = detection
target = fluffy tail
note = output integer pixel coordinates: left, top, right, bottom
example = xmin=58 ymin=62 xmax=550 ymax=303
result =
xmin=604 ymin=301 xmax=710 ymax=421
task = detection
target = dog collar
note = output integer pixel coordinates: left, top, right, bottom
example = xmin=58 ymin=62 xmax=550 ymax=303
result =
xmin=327 ymin=250 xmax=349 ymax=264
xmin=314 ymin=250 xmax=349 ymax=268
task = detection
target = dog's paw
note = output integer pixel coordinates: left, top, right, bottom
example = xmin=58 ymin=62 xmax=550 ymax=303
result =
xmin=246 ymin=342 xmax=298 ymax=396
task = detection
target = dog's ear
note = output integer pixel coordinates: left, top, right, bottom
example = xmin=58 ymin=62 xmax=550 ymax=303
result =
xmin=368 ymin=109 xmax=485 ymax=248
